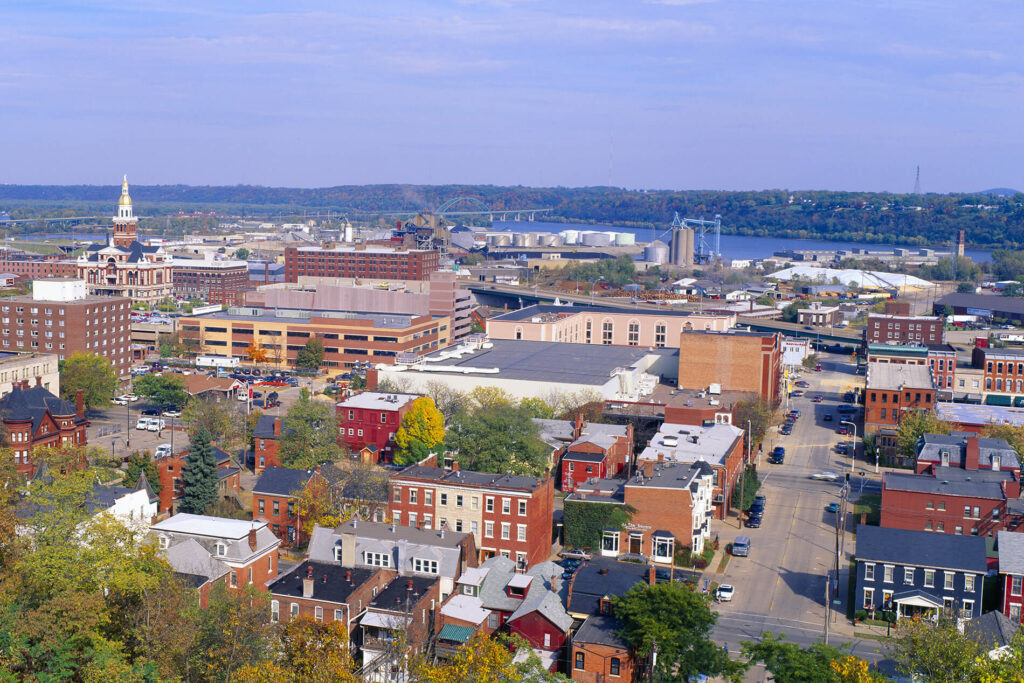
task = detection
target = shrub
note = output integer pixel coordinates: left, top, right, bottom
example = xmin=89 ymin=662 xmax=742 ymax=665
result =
xmin=692 ymin=558 xmax=708 ymax=570
xmin=855 ymin=610 xmax=867 ymax=621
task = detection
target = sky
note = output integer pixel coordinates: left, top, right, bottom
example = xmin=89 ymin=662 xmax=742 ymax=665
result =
xmin=1 ymin=1 xmax=1021 ymax=193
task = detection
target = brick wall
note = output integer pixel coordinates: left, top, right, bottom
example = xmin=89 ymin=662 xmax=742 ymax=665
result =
xmin=678 ymin=332 xmax=780 ymax=403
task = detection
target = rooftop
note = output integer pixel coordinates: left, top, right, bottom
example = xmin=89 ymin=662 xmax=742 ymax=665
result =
xmin=637 ymin=422 xmax=743 ymax=467
xmin=491 ymin=303 xmax=720 ymax=322
xmin=336 ymin=392 xmax=418 ymax=411
xmin=855 ymin=526 xmax=987 ymax=572
xmin=572 ymin=615 xmax=629 ymax=649
xmin=627 ymin=460 xmax=712 ymax=492
xmin=964 ymin=610 xmax=1020 ymax=652
xmin=997 ymin=530 xmax=1024 ymax=576
xmin=936 ymin=402 xmax=1024 ymax=428
xmin=568 ymin=556 xmax=651 ymax=616
xmin=252 ymin=467 xmax=315 ymax=497
xmin=293 ymin=245 xmax=435 ymax=255
xmin=267 ymin=561 xmax=378 ymax=604
xmin=369 ymin=575 xmax=437 ymax=613
xmin=866 ymin=361 xmax=934 ymax=391
xmin=184 ymin=306 xmax=419 ymax=329
xmin=883 ymin=468 xmax=1011 ymax=499
xmin=532 ymin=417 xmax=628 ymax=452
xmin=392 ymin=464 xmax=545 ymax=492
xmin=938 ymin=292 xmax=1024 ymax=316
xmin=917 ymin=432 xmax=1019 ymax=470
xmin=151 ymin=513 xmax=266 ymax=540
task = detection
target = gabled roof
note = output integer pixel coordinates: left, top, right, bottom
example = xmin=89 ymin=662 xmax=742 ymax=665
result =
xmin=0 ymin=386 xmax=80 ymax=434
xmin=508 ymin=587 xmax=573 ymax=632
xmin=916 ymin=432 xmax=1019 ymax=470
xmin=253 ymin=414 xmax=287 ymax=439
xmin=855 ymin=526 xmax=987 ymax=572
xmin=568 ymin=557 xmax=650 ymax=616
xmin=164 ymin=538 xmax=231 ymax=584
xmin=572 ymin=614 xmax=628 ymax=649
xmin=997 ymin=531 xmax=1024 ymax=576
xmin=965 ymin=610 xmax=1020 ymax=651
xmin=252 ymin=467 xmax=314 ymax=497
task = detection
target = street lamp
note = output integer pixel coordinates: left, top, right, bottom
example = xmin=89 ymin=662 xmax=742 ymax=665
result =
xmin=841 ymin=420 xmax=857 ymax=474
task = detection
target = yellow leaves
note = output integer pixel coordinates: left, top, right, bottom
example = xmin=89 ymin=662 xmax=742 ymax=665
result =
xmin=409 ymin=633 xmax=526 ymax=683
xmin=247 ymin=342 xmax=270 ymax=364
xmin=469 ymin=386 xmax=513 ymax=411
xmin=830 ymin=655 xmax=882 ymax=682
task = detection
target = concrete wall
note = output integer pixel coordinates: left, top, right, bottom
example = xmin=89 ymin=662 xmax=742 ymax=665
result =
xmin=487 ymin=311 xmax=734 ymax=347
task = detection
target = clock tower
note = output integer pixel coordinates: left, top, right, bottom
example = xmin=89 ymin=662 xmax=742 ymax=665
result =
xmin=112 ymin=175 xmax=138 ymax=249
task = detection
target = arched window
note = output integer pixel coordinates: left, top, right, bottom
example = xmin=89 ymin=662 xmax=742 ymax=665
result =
xmin=514 ymin=326 xmax=523 ymax=340
xmin=601 ymin=319 xmax=614 ymax=345
xmin=627 ymin=319 xmax=640 ymax=346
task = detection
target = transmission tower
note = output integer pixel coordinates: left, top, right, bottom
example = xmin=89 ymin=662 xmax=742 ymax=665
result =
xmin=912 ymin=166 xmax=921 ymax=195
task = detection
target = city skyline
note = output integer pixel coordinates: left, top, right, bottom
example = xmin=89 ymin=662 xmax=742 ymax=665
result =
xmin=2 ymin=1 xmax=1021 ymax=193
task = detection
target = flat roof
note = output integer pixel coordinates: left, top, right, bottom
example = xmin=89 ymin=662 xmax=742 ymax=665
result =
xmin=293 ymin=245 xmax=434 ymax=255
xmin=939 ymin=292 xmax=1024 ymax=316
xmin=491 ymin=303 xmax=725 ymax=322
xmin=936 ymin=401 xmax=1024 ymax=427
xmin=866 ymin=361 xmax=934 ymax=391
xmin=336 ymin=392 xmax=418 ymax=411
xmin=151 ymin=513 xmax=265 ymax=540
xmin=186 ymin=307 xmax=418 ymax=329
xmin=638 ymin=422 xmax=743 ymax=466
xmin=399 ymin=339 xmax=673 ymax=386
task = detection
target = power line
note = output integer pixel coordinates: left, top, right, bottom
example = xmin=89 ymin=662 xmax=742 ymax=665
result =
xmin=912 ymin=166 xmax=922 ymax=195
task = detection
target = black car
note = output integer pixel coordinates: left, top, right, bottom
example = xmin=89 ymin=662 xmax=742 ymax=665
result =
xmin=780 ymin=425 xmax=793 ymax=435
xmin=141 ymin=408 xmax=160 ymax=416
xmin=747 ymin=502 xmax=765 ymax=516
xmin=745 ymin=515 xmax=762 ymax=528
xmin=768 ymin=455 xmax=784 ymax=464
xmin=824 ymin=413 xmax=833 ymax=422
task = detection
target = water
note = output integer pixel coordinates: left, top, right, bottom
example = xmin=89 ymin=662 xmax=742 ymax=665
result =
xmin=9 ymin=232 xmax=106 ymax=242
xmin=490 ymin=220 xmax=992 ymax=263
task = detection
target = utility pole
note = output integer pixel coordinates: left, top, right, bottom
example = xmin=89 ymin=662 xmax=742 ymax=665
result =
xmin=824 ymin=571 xmax=830 ymax=645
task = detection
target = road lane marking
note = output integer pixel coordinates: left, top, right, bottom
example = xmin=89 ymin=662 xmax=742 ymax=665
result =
xmin=769 ymin=490 xmax=801 ymax=613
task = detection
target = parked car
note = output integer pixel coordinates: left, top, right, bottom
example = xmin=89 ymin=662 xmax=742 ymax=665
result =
xmin=716 ymin=584 xmax=735 ymax=602
xmin=824 ymin=413 xmax=833 ymax=422
xmin=837 ymin=425 xmax=849 ymax=435
xmin=112 ymin=395 xmax=130 ymax=405
xmin=141 ymin=408 xmax=160 ymax=416
xmin=835 ymin=442 xmax=848 ymax=454
xmin=146 ymin=418 xmax=166 ymax=432
xmin=237 ymin=391 xmax=249 ymax=402
xmin=745 ymin=514 xmax=762 ymax=528
xmin=731 ymin=537 xmax=751 ymax=557
xmin=162 ymin=407 xmax=182 ymax=418
xmin=754 ymin=494 xmax=766 ymax=506
xmin=155 ymin=443 xmax=173 ymax=458
xmin=747 ymin=503 xmax=765 ymax=517
xmin=826 ymin=502 xmax=841 ymax=513
xmin=812 ymin=395 xmax=824 ymax=403
xmin=135 ymin=417 xmax=151 ymax=430
xmin=795 ymin=380 xmax=810 ymax=388
xmin=559 ymin=549 xmax=592 ymax=561
xmin=780 ymin=425 xmax=793 ymax=436
xmin=838 ymin=403 xmax=857 ymax=413
xmin=810 ymin=471 xmax=840 ymax=481
xmin=814 ymin=364 xmax=823 ymax=371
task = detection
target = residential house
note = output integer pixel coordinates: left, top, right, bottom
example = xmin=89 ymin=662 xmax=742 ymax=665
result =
xmin=534 ymin=415 xmax=634 ymax=491
xmin=963 ymin=610 xmax=1020 ymax=658
xmin=336 ymin=392 xmax=417 ymax=464
xmin=252 ymin=467 xmax=317 ymax=546
xmin=266 ymin=560 xmax=393 ymax=638
xmin=155 ymin=446 xmax=241 ymax=514
xmin=359 ymin=576 xmax=441 ymax=674
xmin=570 ymin=615 xmax=636 ymax=683
xmin=566 ymin=556 xmax=654 ymax=620
xmin=0 ymin=384 xmax=88 ymax=477
xmin=855 ymin=526 xmax=987 ymax=621
xmin=864 ymin=361 xmax=936 ymax=456
xmin=636 ymin=422 xmax=744 ymax=519
xmin=253 ymin=415 xmax=285 ymax=474
xmin=164 ymin=538 xmax=230 ymax=607
xmin=151 ymin=514 xmax=282 ymax=592
xmin=308 ymin=517 xmax=477 ymax=601
xmin=997 ymin=531 xmax=1024 ymax=623
xmin=915 ymin=432 xmax=1020 ymax=476
xmin=389 ymin=458 xmax=555 ymax=568
xmin=87 ymin=473 xmax=158 ymax=525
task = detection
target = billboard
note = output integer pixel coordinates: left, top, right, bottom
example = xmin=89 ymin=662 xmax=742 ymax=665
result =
xmin=966 ymin=307 xmax=992 ymax=317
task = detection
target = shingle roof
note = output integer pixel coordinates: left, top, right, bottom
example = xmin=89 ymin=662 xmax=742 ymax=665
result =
xmin=997 ymin=531 xmax=1024 ymax=576
xmin=252 ymin=467 xmax=314 ymax=497
xmin=267 ymin=561 xmax=378 ymax=604
xmin=0 ymin=385 xmax=81 ymax=434
xmin=508 ymin=587 xmax=573 ymax=632
xmin=965 ymin=610 xmax=1020 ymax=651
xmin=883 ymin=469 xmax=1010 ymax=500
xmin=572 ymin=615 xmax=628 ymax=649
xmin=855 ymin=526 xmax=987 ymax=572
xmin=253 ymin=415 xmax=283 ymax=439
xmin=567 ymin=557 xmax=650 ymax=616
xmin=916 ymin=432 xmax=1019 ymax=470
xmin=392 ymin=465 xmax=544 ymax=492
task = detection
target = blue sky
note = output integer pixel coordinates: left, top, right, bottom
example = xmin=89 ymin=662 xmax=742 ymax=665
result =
xmin=1 ymin=1 xmax=1021 ymax=192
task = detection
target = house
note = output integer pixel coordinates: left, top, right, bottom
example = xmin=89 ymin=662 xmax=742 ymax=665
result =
xmin=336 ymin=392 xmax=417 ymax=464
xmin=0 ymin=384 xmax=88 ymax=477
xmin=266 ymin=560 xmax=393 ymax=637
xmin=389 ymin=458 xmax=555 ymax=569
xmin=866 ymin=343 xmax=957 ymax=393
xmin=308 ymin=517 xmax=477 ymax=601
xmin=155 ymin=446 xmax=241 ymax=514
xmin=854 ymin=526 xmax=987 ymax=621
xmin=996 ymin=531 xmax=1024 ymax=623
xmin=963 ymin=610 xmax=1020 ymax=658
xmin=797 ymin=302 xmax=841 ymax=328
xmin=164 ymin=538 xmax=231 ymax=607
xmin=915 ymin=433 xmax=1019 ymax=477
xmin=151 ymin=514 xmax=282 ymax=592
xmin=636 ymin=422 xmax=745 ymax=519
xmin=570 ymin=615 xmax=636 ymax=683
xmin=252 ymin=467 xmax=317 ymax=546
xmin=437 ymin=556 xmax=571 ymax=669
xmin=169 ymin=372 xmax=243 ymax=401
xmin=566 ymin=556 xmax=654 ymax=619
xmin=87 ymin=473 xmax=159 ymax=525
xmin=534 ymin=415 xmax=634 ymax=491
xmin=253 ymin=415 xmax=285 ymax=474
xmin=864 ymin=361 xmax=935 ymax=455
xmin=359 ymin=576 xmax=441 ymax=674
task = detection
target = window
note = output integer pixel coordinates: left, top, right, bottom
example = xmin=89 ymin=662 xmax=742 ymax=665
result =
xmin=883 ymin=565 xmax=894 ymax=583
xmin=903 ymin=567 xmax=914 ymax=583
xmin=413 ymin=558 xmax=439 ymax=574
xmin=485 ymin=521 xmax=494 ymax=538
xmin=393 ymin=487 xmax=401 ymax=502
xmin=488 ymin=613 xmax=499 ymax=629
xmin=943 ymin=596 xmax=955 ymax=612
xmin=273 ymin=500 xmax=280 ymax=515
xmin=502 ymin=498 xmax=511 ymax=515
xmin=334 ymin=609 xmax=344 ymax=622
xmin=864 ymin=563 xmax=875 ymax=581
xmin=925 ymin=522 xmax=933 ymax=531
xmin=655 ymin=324 xmax=666 ymax=348
xmin=654 ymin=536 xmax=674 ymax=561
xmin=627 ymin=321 xmax=639 ymax=346
xmin=271 ymin=600 xmax=280 ymax=622
xmin=519 ymin=499 xmax=527 ymax=516
xmin=925 ymin=501 xmax=934 ymax=510
xmin=456 ymin=495 xmax=463 ymax=508
xmin=602 ymin=530 xmax=619 ymax=553
xmin=393 ymin=512 xmax=401 ymax=526
xmin=455 ymin=519 xmax=463 ymax=532
xmin=610 ymin=657 xmax=621 ymax=676
xmin=425 ymin=490 xmax=432 ymax=506
xmin=602 ymin=321 xmax=613 ymax=344
xmin=1012 ymin=604 xmax=1022 ymax=621
xmin=471 ymin=520 xmax=478 ymax=534
xmin=965 ymin=574 xmax=976 ymax=592
xmin=517 ymin=524 xmax=527 ymax=542
xmin=575 ymin=652 xmax=585 ymax=670
xmin=944 ymin=572 xmax=955 ymax=590
xmin=290 ymin=603 xmax=299 ymax=618
xmin=938 ymin=502 xmax=946 ymax=511
xmin=1013 ymin=576 xmax=1023 ymax=597
xmin=409 ymin=512 xmax=417 ymax=527
xmin=924 ymin=569 xmax=935 ymax=587
xmin=937 ymin=522 xmax=945 ymax=532
xmin=863 ymin=587 xmax=874 ymax=610
xmin=955 ymin=526 xmax=963 ymax=535
xmin=410 ymin=489 xmax=417 ymax=504
xmin=215 ymin=543 xmax=227 ymax=557
xmin=964 ymin=505 xmax=972 ymax=518
xmin=440 ymin=493 xmax=448 ymax=506
xmin=501 ymin=523 xmax=511 ymax=540
xmin=365 ymin=552 xmax=391 ymax=567
xmin=314 ymin=606 xmax=323 ymax=622
xmin=423 ymin=514 xmax=433 ymax=529
xmin=962 ymin=599 xmax=975 ymax=616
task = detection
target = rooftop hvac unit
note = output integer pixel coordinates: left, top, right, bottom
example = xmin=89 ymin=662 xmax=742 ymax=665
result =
xmin=708 ymin=383 xmax=722 ymax=395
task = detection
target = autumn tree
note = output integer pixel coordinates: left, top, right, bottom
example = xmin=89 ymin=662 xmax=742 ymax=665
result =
xmin=181 ymin=396 xmax=247 ymax=451
xmin=887 ymin=616 xmax=983 ymax=683
xmin=741 ymin=632 xmax=881 ymax=683
xmin=185 ymin=583 xmax=274 ymax=681
xmin=896 ymin=410 xmax=952 ymax=460
xmin=394 ymin=397 xmax=445 ymax=466
xmin=408 ymin=632 xmax=567 ymax=683
xmin=235 ymin=618 xmax=359 ymax=683
xmin=179 ymin=427 xmax=218 ymax=514
xmin=59 ymin=352 xmax=119 ymax=410
xmin=280 ymin=394 xmax=345 ymax=469
xmin=423 ymin=380 xmax=469 ymax=420
xmin=984 ymin=423 xmax=1024 ymax=461
xmin=735 ymin=397 xmax=774 ymax=447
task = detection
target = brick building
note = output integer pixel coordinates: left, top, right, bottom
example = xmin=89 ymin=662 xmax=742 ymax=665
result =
xmin=866 ymin=343 xmax=957 ymax=392
xmin=971 ymin=346 xmax=1024 ymax=398
xmin=997 ymin=531 xmax=1024 ymax=622
xmin=359 ymin=576 xmax=441 ymax=670
xmin=284 ymin=245 xmax=440 ymax=282
xmin=155 ymin=446 xmax=241 ymax=513
xmin=0 ymin=384 xmax=88 ymax=476
xmin=252 ymin=467 xmax=317 ymax=546
xmin=267 ymin=560 xmax=393 ymax=635
xmin=253 ymin=415 xmax=286 ymax=473
xmin=172 ymin=254 xmax=250 ymax=301
xmin=151 ymin=514 xmax=281 ymax=592
xmin=389 ymin=460 xmax=555 ymax=569
xmin=865 ymin=314 xmax=944 ymax=346
xmin=0 ymin=258 xmax=77 ymax=280
xmin=864 ymin=362 xmax=935 ymax=450
xmin=534 ymin=415 xmax=634 ymax=492
xmin=0 ymin=279 xmax=131 ymax=378
xmin=797 ymin=302 xmax=841 ymax=328
xmin=677 ymin=331 xmax=782 ymax=403
xmin=336 ymin=392 xmax=418 ymax=463
xmin=179 ymin=306 xmax=450 ymax=371
xmin=570 ymin=615 xmax=637 ymax=683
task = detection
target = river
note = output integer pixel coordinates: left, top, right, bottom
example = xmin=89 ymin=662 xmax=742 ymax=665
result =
xmin=491 ymin=220 xmax=992 ymax=263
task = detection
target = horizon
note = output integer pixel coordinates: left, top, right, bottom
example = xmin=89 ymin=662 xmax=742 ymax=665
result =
xmin=3 ymin=2 xmax=1022 ymax=193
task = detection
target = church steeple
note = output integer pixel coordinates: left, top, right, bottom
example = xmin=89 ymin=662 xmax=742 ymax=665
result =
xmin=112 ymin=174 xmax=138 ymax=248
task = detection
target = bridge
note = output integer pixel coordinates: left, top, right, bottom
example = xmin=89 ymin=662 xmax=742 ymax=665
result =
xmin=467 ymin=282 xmax=861 ymax=344
xmin=383 ymin=196 xmax=554 ymax=223
xmin=0 ymin=216 xmax=104 ymax=225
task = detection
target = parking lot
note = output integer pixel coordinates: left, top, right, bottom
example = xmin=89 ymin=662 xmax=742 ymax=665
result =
xmin=710 ymin=351 xmax=883 ymax=661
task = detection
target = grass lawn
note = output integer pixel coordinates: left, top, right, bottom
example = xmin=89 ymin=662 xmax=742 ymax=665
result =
xmin=853 ymin=493 xmax=881 ymax=526
xmin=716 ymin=552 xmax=731 ymax=573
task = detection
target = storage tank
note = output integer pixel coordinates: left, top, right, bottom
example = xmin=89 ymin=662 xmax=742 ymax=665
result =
xmin=513 ymin=233 xmax=535 ymax=247
xmin=487 ymin=233 xmax=512 ymax=247
xmin=615 ymin=232 xmax=636 ymax=246
xmin=560 ymin=229 xmax=579 ymax=245
xmin=685 ymin=228 xmax=695 ymax=266
xmin=670 ymin=228 xmax=694 ymax=266
xmin=537 ymin=233 xmax=562 ymax=246
xmin=582 ymin=232 xmax=612 ymax=246
xmin=343 ymin=224 xmax=354 ymax=242
xmin=644 ymin=239 xmax=669 ymax=264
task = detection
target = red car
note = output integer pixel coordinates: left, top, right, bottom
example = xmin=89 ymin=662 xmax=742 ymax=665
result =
xmin=812 ymin=395 xmax=824 ymax=403
xmin=814 ymin=364 xmax=823 ymax=371
xmin=837 ymin=426 xmax=849 ymax=435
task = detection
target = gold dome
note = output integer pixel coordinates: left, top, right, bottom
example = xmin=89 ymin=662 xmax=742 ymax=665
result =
xmin=119 ymin=175 xmax=132 ymax=206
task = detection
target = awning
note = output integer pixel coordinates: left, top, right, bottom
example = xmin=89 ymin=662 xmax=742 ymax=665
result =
xmin=892 ymin=590 xmax=942 ymax=609
xmin=438 ymin=623 xmax=475 ymax=643
xmin=360 ymin=611 xmax=411 ymax=629
xmin=987 ymin=394 xmax=1013 ymax=406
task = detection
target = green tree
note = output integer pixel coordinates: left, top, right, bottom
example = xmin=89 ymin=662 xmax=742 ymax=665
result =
xmin=444 ymin=404 xmax=551 ymax=476
xmin=519 ymin=396 xmax=555 ymax=419
xmin=59 ymin=352 xmax=119 ymax=410
xmin=801 ymin=353 xmax=820 ymax=370
xmin=181 ymin=396 xmax=244 ymax=449
xmin=179 ymin=427 xmax=218 ymax=514
xmin=613 ymin=582 xmax=742 ymax=682
xmin=234 ymin=247 xmax=250 ymax=260
xmin=741 ymin=632 xmax=882 ymax=683
xmin=896 ymin=410 xmax=952 ymax=460
xmin=133 ymin=372 xmax=189 ymax=408
xmin=295 ymin=338 xmax=325 ymax=369
xmin=782 ymin=300 xmax=811 ymax=323
xmin=156 ymin=296 xmax=177 ymax=312
xmin=394 ymin=397 xmax=446 ymax=466
xmin=887 ymin=616 xmax=983 ymax=683
xmin=124 ymin=450 xmax=162 ymax=496
xmin=187 ymin=583 xmax=274 ymax=681
xmin=957 ymin=281 xmax=976 ymax=293
xmin=734 ymin=397 xmax=773 ymax=447
xmin=280 ymin=395 xmax=345 ymax=469
xmin=731 ymin=465 xmax=761 ymax=511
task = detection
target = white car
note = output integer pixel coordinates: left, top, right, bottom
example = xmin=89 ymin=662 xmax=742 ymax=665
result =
xmin=146 ymin=418 xmax=166 ymax=432
xmin=154 ymin=443 xmax=173 ymax=458
xmin=162 ymin=408 xmax=182 ymax=418
xmin=716 ymin=584 xmax=735 ymax=602
xmin=112 ymin=396 xmax=129 ymax=406
xmin=810 ymin=471 xmax=840 ymax=482
xmin=123 ymin=394 xmax=140 ymax=402
xmin=135 ymin=417 xmax=152 ymax=430
xmin=237 ymin=390 xmax=250 ymax=402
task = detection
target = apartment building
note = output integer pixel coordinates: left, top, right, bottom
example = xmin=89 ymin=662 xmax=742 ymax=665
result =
xmin=284 ymin=245 xmax=440 ymax=282
xmin=865 ymin=362 xmax=936 ymax=449
xmin=678 ymin=330 xmax=782 ymax=403
xmin=178 ymin=306 xmax=450 ymax=371
xmin=336 ymin=392 xmax=418 ymax=463
xmin=0 ymin=384 xmax=88 ymax=476
xmin=0 ymin=352 xmax=59 ymax=397
xmin=172 ymin=254 xmax=250 ymax=301
xmin=866 ymin=343 xmax=957 ymax=391
xmin=389 ymin=460 xmax=555 ymax=569
xmin=865 ymin=314 xmax=944 ymax=346
xmin=0 ymin=280 xmax=131 ymax=379
xmin=971 ymin=346 xmax=1024 ymax=399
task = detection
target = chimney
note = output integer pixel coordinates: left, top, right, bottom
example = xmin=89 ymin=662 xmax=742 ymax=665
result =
xmin=35 ymin=376 xmax=41 ymax=387
xmin=365 ymin=367 xmax=379 ymax=391
xmin=965 ymin=436 xmax=980 ymax=471
xmin=248 ymin=528 xmax=258 ymax=551
xmin=273 ymin=417 xmax=281 ymax=437
xmin=341 ymin=530 xmax=356 ymax=566
xmin=648 ymin=566 xmax=657 ymax=586
xmin=397 ymin=538 xmax=409 ymax=573
xmin=75 ymin=390 xmax=84 ymax=420
xmin=322 ymin=573 xmax=327 ymax=584
xmin=643 ymin=461 xmax=654 ymax=478
xmin=346 ymin=569 xmax=352 ymax=583
xmin=658 ymin=452 xmax=664 ymax=464
xmin=407 ymin=579 xmax=414 ymax=591
xmin=573 ymin=413 xmax=584 ymax=439
xmin=450 ymin=460 xmax=460 ymax=473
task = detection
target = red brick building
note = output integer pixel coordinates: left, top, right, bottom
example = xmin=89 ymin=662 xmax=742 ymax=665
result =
xmin=865 ymin=362 xmax=935 ymax=447
xmin=156 ymin=446 xmax=241 ymax=513
xmin=284 ymin=245 xmax=440 ymax=282
xmin=866 ymin=343 xmax=957 ymax=392
xmin=534 ymin=415 xmax=634 ymax=492
xmin=252 ymin=467 xmax=316 ymax=546
xmin=678 ymin=331 xmax=782 ymax=403
xmin=253 ymin=415 xmax=285 ymax=473
xmin=172 ymin=256 xmax=250 ymax=300
xmin=0 ymin=384 xmax=88 ymax=476
xmin=865 ymin=314 xmax=944 ymax=346
xmin=359 ymin=576 xmax=441 ymax=670
xmin=336 ymin=391 xmax=417 ymax=463
xmin=267 ymin=561 xmax=394 ymax=636
xmin=997 ymin=531 xmax=1024 ymax=622
xmin=971 ymin=346 xmax=1024 ymax=396
xmin=571 ymin=615 xmax=637 ymax=683
xmin=389 ymin=459 xmax=555 ymax=568
xmin=0 ymin=258 xmax=76 ymax=280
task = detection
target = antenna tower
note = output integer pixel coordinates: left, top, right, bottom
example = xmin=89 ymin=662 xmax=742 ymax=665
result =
xmin=912 ymin=166 xmax=921 ymax=195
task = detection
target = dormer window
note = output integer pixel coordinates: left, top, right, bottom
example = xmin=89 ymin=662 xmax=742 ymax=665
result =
xmin=993 ymin=455 xmax=1001 ymax=471
xmin=941 ymin=451 xmax=950 ymax=467
xmin=215 ymin=543 xmax=227 ymax=557
xmin=413 ymin=558 xmax=438 ymax=575
xmin=158 ymin=535 xmax=169 ymax=549
xmin=462 ymin=584 xmax=478 ymax=597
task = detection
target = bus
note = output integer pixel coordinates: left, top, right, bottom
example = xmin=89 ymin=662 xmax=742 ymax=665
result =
xmin=196 ymin=355 xmax=240 ymax=369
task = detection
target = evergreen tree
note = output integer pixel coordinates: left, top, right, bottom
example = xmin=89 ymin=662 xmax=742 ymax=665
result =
xmin=179 ymin=427 xmax=218 ymax=514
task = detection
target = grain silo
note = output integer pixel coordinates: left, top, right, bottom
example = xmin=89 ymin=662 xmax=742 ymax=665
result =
xmin=644 ymin=239 xmax=669 ymax=264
